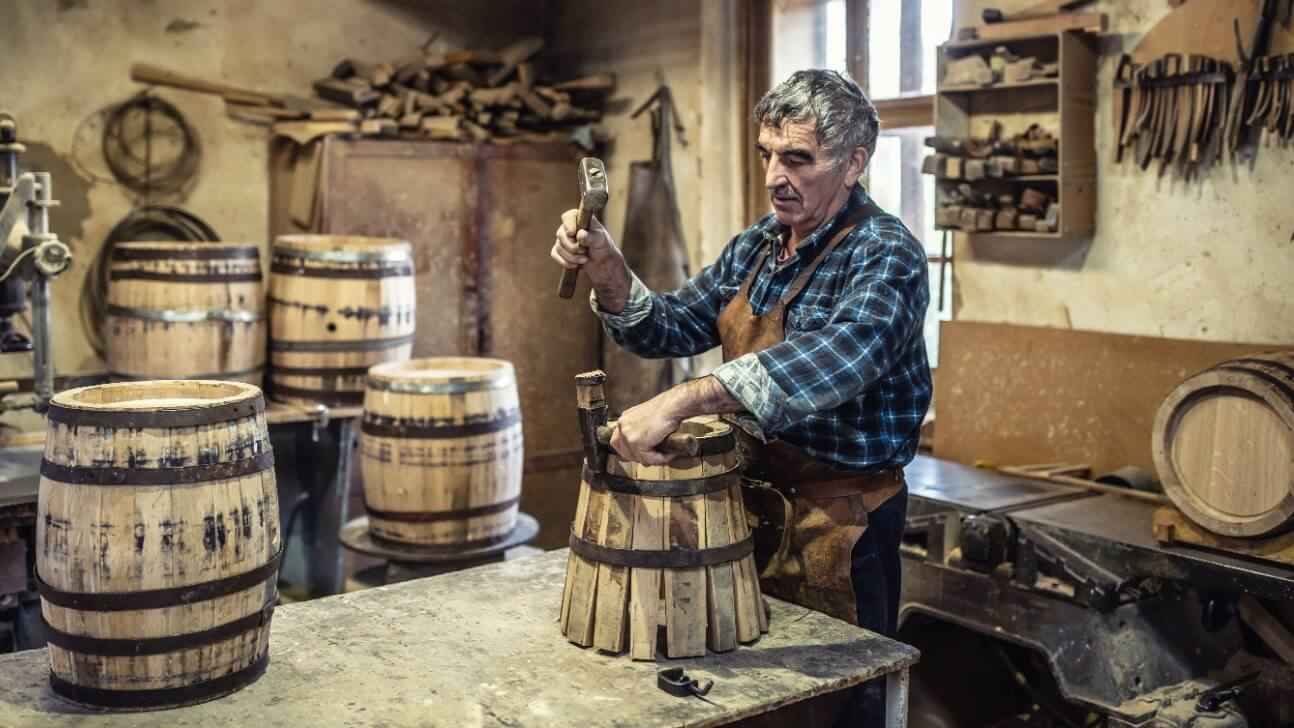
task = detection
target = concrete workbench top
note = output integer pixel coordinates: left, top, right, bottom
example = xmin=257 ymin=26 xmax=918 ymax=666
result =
xmin=0 ymin=549 xmax=919 ymax=727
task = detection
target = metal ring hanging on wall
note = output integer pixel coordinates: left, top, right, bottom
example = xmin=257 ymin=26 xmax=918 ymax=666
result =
xmin=100 ymin=93 xmax=202 ymax=199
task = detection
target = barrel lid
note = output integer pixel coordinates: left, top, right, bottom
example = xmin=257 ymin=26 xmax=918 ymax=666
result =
xmin=367 ymin=357 xmax=515 ymax=395
xmin=273 ymin=235 xmax=412 ymax=263
xmin=48 ymin=380 xmax=265 ymax=429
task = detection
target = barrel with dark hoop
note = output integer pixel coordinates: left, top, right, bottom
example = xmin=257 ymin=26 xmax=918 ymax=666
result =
xmin=268 ymin=235 xmax=416 ymax=407
xmin=559 ymin=418 xmax=767 ymax=659
xmin=106 ymin=241 xmax=266 ymax=385
xmin=36 ymin=380 xmax=281 ymax=710
xmin=360 ymin=357 xmax=524 ymax=546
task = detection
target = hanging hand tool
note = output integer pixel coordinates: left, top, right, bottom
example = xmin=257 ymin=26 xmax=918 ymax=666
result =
xmin=557 ymin=157 xmax=609 ymax=299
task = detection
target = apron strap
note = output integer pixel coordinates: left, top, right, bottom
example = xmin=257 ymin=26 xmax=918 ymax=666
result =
xmin=779 ymin=197 xmax=884 ymax=307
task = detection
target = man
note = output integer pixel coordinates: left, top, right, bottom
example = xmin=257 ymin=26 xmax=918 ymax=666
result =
xmin=552 ymin=69 xmax=931 ymax=723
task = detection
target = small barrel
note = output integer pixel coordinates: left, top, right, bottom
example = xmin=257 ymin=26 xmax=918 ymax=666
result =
xmin=36 ymin=380 xmax=280 ymax=710
xmin=106 ymin=241 xmax=266 ymax=384
xmin=559 ymin=418 xmax=767 ymax=659
xmin=1153 ymin=351 xmax=1294 ymax=538
xmin=360 ymin=357 xmax=523 ymax=545
xmin=268 ymin=235 xmax=416 ymax=406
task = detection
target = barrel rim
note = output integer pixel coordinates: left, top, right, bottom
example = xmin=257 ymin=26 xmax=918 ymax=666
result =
xmin=1153 ymin=362 xmax=1294 ymax=538
xmin=273 ymin=234 xmax=413 ymax=263
xmin=48 ymin=380 xmax=266 ymax=429
xmin=112 ymin=241 xmax=262 ymax=260
xmin=367 ymin=357 xmax=516 ymax=391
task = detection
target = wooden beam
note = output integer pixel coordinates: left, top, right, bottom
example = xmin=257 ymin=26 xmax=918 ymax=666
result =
xmin=875 ymin=95 xmax=935 ymax=129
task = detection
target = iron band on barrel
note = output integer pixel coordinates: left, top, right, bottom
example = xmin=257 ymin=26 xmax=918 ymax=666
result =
xmin=568 ymin=533 xmax=754 ymax=569
xmin=109 ymin=364 xmax=266 ymax=382
xmin=270 ymin=261 xmax=413 ymax=279
xmin=36 ymin=546 xmax=283 ymax=612
xmin=366 ymin=376 xmax=513 ymax=396
xmin=112 ymin=246 xmax=260 ymax=262
xmin=272 ymin=364 xmax=372 ymax=378
xmin=270 ymin=334 xmax=415 ymax=353
xmin=40 ymin=451 xmax=274 ymax=486
xmin=107 ymin=304 xmax=264 ymax=324
xmin=270 ymin=384 xmax=364 ymax=406
xmin=47 ymin=396 xmax=264 ymax=429
xmin=48 ymin=653 xmax=270 ymax=710
xmin=110 ymin=270 xmax=263 ymax=283
xmin=583 ymin=462 xmax=742 ymax=498
xmin=273 ymin=245 xmax=411 ymax=264
xmin=44 ymin=601 xmax=275 ymax=656
xmin=364 ymin=496 xmax=520 ymax=523
xmin=361 ymin=409 xmax=521 ymax=439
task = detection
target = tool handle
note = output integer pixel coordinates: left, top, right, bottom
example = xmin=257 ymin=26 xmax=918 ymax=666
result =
xmin=130 ymin=63 xmax=275 ymax=106
xmin=556 ymin=199 xmax=601 ymax=299
xmin=596 ymin=424 xmax=699 ymax=458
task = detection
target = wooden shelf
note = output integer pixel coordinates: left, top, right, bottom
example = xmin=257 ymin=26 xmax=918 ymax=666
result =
xmin=942 ymin=33 xmax=1060 ymax=51
xmin=934 ymin=30 xmax=1097 ymax=241
xmin=939 ymin=78 xmax=1059 ymax=94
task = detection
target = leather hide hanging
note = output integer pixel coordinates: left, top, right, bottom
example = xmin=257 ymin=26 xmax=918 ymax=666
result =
xmin=603 ymin=87 xmax=693 ymax=413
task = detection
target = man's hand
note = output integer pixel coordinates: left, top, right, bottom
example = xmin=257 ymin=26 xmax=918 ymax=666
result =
xmin=551 ymin=210 xmax=630 ymax=313
xmin=608 ymin=376 xmax=746 ymax=465
xmin=610 ymin=391 xmax=684 ymax=466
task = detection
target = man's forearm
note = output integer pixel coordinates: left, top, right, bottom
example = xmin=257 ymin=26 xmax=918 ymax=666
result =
xmin=661 ymin=375 xmax=745 ymax=423
xmin=589 ymin=260 xmax=633 ymax=315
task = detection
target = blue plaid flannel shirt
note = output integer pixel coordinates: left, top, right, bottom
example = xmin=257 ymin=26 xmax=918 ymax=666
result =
xmin=593 ymin=185 xmax=932 ymax=472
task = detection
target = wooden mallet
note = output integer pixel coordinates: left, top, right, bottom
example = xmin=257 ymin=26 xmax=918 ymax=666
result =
xmin=557 ymin=157 xmax=609 ymax=299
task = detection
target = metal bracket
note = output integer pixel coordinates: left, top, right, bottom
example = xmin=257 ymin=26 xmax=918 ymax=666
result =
xmin=1015 ymin=525 xmax=1132 ymax=611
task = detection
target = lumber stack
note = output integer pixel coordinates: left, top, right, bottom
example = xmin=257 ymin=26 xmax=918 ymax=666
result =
xmin=924 ymin=124 xmax=1061 ymax=233
xmin=131 ymin=36 xmax=613 ymax=146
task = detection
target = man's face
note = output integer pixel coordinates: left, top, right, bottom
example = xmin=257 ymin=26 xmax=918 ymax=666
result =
xmin=757 ymin=120 xmax=863 ymax=234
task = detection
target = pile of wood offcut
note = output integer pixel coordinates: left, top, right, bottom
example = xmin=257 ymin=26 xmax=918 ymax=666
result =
xmin=130 ymin=35 xmax=613 ymax=147
xmin=312 ymin=36 xmax=613 ymax=144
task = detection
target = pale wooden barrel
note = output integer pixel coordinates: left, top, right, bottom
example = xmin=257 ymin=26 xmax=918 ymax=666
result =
xmin=268 ymin=235 xmax=416 ymax=406
xmin=106 ymin=242 xmax=266 ymax=384
xmin=360 ymin=357 xmax=523 ymax=545
xmin=36 ymin=380 xmax=280 ymax=710
xmin=1153 ymin=351 xmax=1294 ymax=538
xmin=559 ymin=418 xmax=767 ymax=659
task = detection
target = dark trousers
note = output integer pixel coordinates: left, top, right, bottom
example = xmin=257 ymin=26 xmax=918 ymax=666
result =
xmin=838 ymin=485 xmax=908 ymax=727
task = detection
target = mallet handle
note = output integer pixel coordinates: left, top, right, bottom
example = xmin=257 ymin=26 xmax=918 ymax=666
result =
xmin=596 ymin=424 xmax=699 ymax=458
xmin=557 ymin=199 xmax=601 ymax=299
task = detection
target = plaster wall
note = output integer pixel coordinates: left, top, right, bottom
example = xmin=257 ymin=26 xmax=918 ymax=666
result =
xmin=952 ymin=0 xmax=1294 ymax=345
xmin=0 ymin=0 xmax=543 ymax=397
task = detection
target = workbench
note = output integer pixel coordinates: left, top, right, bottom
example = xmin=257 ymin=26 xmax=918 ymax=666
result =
xmin=0 ymin=550 xmax=918 ymax=727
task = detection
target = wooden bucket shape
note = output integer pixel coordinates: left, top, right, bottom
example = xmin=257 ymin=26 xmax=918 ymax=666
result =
xmin=1154 ymin=351 xmax=1294 ymax=538
xmin=560 ymin=419 xmax=767 ymax=659
xmin=268 ymin=235 xmax=416 ymax=406
xmin=106 ymin=242 xmax=266 ymax=384
xmin=36 ymin=380 xmax=281 ymax=710
xmin=360 ymin=357 xmax=523 ymax=546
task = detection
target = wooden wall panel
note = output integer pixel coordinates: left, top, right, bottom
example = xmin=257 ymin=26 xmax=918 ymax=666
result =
xmin=934 ymin=321 xmax=1281 ymax=474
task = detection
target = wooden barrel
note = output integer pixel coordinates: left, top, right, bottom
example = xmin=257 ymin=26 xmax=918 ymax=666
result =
xmin=360 ymin=357 xmax=523 ymax=545
xmin=559 ymin=418 xmax=767 ymax=659
xmin=268 ymin=235 xmax=416 ymax=406
xmin=1153 ymin=351 xmax=1294 ymax=538
xmin=106 ymin=242 xmax=266 ymax=384
xmin=36 ymin=380 xmax=280 ymax=710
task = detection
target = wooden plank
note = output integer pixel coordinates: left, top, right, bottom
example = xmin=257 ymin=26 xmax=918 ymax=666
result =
xmin=963 ymin=13 xmax=1106 ymax=42
xmin=727 ymin=483 xmax=761 ymax=642
xmin=934 ymin=321 xmax=1280 ymax=474
xmin=704 ymin=489 xmax=738 ymax=653
xmin=592 ymin=491 xmax=634 ymax=653
xmin=665 ymin=495 xmax=707 ymax=658
xmin=629 ymin=496 xmax=666 ymax=660
xmin=1152 ymin=507 xmax=1294 ymax=568
xmin=565 ymin=487 xmax=607 ymax=646
xmin=1238 ymin=595 xmax=1294 ymax=666
xmin=560 ymin=480 xmax=593 ymax=632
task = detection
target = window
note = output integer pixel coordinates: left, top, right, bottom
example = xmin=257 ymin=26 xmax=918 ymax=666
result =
xmin=765 ymin=0 xmax=953 ymax=365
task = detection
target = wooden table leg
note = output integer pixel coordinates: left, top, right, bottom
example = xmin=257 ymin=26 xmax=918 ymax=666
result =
xmin=885 ymin=667 xmax=910 ymax=728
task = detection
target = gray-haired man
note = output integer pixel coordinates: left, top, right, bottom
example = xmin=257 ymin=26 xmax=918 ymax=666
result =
xmin=553 ymin=69 xmax=931 ymax=723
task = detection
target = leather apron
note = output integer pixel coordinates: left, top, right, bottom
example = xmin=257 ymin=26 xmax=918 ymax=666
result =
xmin=716 ymin=200 xmax=905 ymax=626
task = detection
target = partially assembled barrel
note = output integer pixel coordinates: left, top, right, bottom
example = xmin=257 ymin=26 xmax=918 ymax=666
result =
xmin=1153 ymin=351 xmax=1294 ymax=538
xmin=36 ymin=380 xmax=280 ymax=710
xmin=268 ymin=235 xmax=416 ymax=406
xmin=560 ymin=418 xmax=767 ymax=659
xmin=106 ymin=242 xmax=266 ymax=383
xmin=360 ymin=357 xmax=523 ymax=545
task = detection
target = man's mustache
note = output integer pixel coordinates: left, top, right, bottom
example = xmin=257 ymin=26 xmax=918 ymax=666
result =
xmin=768 ymin=186 xmax=799 ymax=200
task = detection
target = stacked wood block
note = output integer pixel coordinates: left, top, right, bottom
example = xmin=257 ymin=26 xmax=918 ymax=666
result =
xmin=311 ymin=37 xmax=613 ymax=144
xmin=924 ymin=124 xmax=1061 ymax=234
